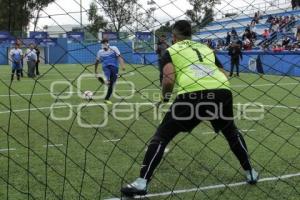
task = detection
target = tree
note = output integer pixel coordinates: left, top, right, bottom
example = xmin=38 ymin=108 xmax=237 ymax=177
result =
xmin=0 ymin=0 xmax=30 ymax=34
xmin=29 ymin=0 xmax=55 ymax=31
xmin=155 ymin=22 xmax=173 ymax=35
xmin=186 ymin=0 xmax=220 ymax=29
xmin=0 ymin=0 xmax=54 ymax=34
xmin=97 ymin=0 xmax=138 ymax=33
xmin=86 ymin=2 xmax=108 ymax=37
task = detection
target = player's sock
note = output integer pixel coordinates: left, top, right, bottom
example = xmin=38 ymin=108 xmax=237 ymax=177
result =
xmin=105 ymin=82 xmax=114 ymax=100
xmin=11 ymin=70 xmax=15 ymax=81
xmin=104 ymin=100 xmax=112 ymax=105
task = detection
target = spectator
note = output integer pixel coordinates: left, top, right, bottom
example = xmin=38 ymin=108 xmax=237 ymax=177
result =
xmin=282 ymin=36 xmax=291 ymax=48
xmin=272 ymin=44 xmax=284 ymax=52
xmin=242 ymin=29 xmax=252 ymax=41
xmin=252 ymin=12 xmax=260 ymax=24
xmin=34 ymin=45 xmax=40 ymax=76
xmin=251 ymin=30 xmax=257 ymax=41
xmin=25 ymin=44 xmax=37 ymax=78
xmin=293 ymin=44 xmax=300 ymax=51
xmin=262 ymin=29 xmax=270 ymax=39
xmin=231 ymin=27 xmax=237 ymax=36
xmin=291 ymin=15 xmax=296 ymax=22
xmin=296 ymin=26 xmax=300 ymax=41
xmin=230 ymin=34 xmax=240 ymax=45
xmin=243 ymin=38 xmax=252 ymax=50
xmin=228 ymin=43 xmax=243 ymax=77
xmin=267 ymin=15 xmax=274 ymax=23
xmin=226 ymin=32 xmax=231 ymax=46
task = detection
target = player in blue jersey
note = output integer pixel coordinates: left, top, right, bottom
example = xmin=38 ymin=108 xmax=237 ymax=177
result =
xmin=9 ymin=43 xmax=23 ymax=81
xmin=95 ymin=39 xmax=126 ymax=104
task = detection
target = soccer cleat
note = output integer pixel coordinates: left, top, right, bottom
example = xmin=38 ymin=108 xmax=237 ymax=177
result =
xmin=245 ymin=169 xmax=259 ymax=185
xmin=97 ymin=76 xmax=105 ymax=84
xmin=121 ymin=178 xmax=148 ymax=197
xmin=104 ymin=100 xmax=113 ymax=105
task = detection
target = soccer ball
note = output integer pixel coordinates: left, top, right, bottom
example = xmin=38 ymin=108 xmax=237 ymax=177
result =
xmin=83 ymin=90 xmax=93 ymax=101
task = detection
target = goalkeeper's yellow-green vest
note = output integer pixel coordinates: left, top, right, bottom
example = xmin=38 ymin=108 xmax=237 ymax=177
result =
xmin=168 ymin=40 xmax=230 ymax=95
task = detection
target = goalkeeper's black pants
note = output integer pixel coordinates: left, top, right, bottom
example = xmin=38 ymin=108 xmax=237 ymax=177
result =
xmin=140 ymin=89 xmax=253 ymax=181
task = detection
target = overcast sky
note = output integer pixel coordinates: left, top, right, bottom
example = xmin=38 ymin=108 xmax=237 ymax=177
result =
xmin=32 ymin=0 xmax=289 ymax=31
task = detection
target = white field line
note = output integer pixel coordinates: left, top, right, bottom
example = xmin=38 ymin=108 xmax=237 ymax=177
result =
xmin=0 ymin=72 xmax=135 ymax=82
xmin=43 ymin=144 xmax=63 ymax=148
xmin=103 ymin=139 xmax=121 ymax=143
xmin=1 ymin=81 xmax=299 ymax=98
xmin=0 ymin=103 xmax=299 ymax=115
xmin=104 ymin=172 xmax=300 ymax=200
xmin=0 ymin=148 xmax=16 ymax=152
xmin=232 ymin=82 xmax=299 ymax=88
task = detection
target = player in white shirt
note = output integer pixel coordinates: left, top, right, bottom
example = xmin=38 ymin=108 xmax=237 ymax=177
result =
xmin=95 ymin=39 xmax=126 ymax=104
xmin=25 ymin=44 xmax=37 ymax=78
xmin=9 ymin=43 xmax=23 ymax=81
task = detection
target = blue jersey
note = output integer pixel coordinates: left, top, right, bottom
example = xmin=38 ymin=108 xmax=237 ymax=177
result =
xmin=10 ymin=48 xmax=23 ymax=63
xmin=96 ymin=46 xmax=121 ymax=68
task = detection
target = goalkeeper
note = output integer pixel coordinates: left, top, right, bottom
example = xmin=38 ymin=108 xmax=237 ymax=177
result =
xmin=121 ymin=20 xmax=258 ymax=197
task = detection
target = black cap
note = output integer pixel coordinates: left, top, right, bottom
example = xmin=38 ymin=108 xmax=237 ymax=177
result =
xmin=101 ymin=38 xmax=109 ymax=44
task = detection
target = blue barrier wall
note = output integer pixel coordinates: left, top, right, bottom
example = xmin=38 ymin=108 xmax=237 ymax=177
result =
xmin=216 ymin=51 xmax=300 ymax=77
xmin=48 ymin=38 xmax=68 ymax=64
xmin=132 ymin=53 xmax=158 ymax=65
xmin=0 ymin=47 xmax=7 ymax=65
xmin=66 ymin=41 xmax=133 ymax=65
xmin=67 ymin=43 xmax=100 ymax=64
xmin=2 ymin=39 xmax=300 ymax=77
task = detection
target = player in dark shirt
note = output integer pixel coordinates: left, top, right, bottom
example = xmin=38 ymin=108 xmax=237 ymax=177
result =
xmin=228 ymin=43 xmax=243 ymax=77
xmin=156 ymin=35 xmax=169 ymax=86
xmin=34 ymin=45 xmax=40 ymax=76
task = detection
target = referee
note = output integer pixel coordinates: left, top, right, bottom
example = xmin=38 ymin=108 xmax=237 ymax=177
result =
xmin=121 ymin=20 xmax=258 ymax=197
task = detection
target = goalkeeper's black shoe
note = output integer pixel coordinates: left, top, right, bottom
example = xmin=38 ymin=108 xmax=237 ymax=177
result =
xmin=121 ymin=178 xmax=148 ymax=197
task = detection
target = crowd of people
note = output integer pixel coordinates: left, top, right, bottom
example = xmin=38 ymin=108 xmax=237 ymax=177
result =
xmin=203 ymin=11 xmax=299 ymax=53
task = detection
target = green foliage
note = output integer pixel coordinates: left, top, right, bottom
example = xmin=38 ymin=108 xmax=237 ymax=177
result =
xmin=0 ymin=0 xmax=54 ymax=34
xmin=186 ymin=0 xmax=219 ymax=29
xmin=86 ymin=2 xmax=107 ymax=38
xmin=97 ymin=0 xmax=138 ymax=33
xmin=156 ymin=22 xmax=173 ymax=35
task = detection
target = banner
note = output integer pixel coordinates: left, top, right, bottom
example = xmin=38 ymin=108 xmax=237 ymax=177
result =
xmin=21 ymin=39 xmax=37 ymax=46
xmin=0 ymin=31 xmax=13 ymax=45
xmin=102 ymin=32 xmax=118 ymax=42
xmin=39 ymin=38 xmax=57 ymax=47
xmin=134 ymin=32 xmax=154 ymax=53
xmin=29 ymin=32 xmax=49 ymax=39
xmin=0 ymin=31 xmax=11 ymax=40
xmin=67 ymin=32 xmax=84 ymax=43
xmin=135 ymin=32 xmax=153 ymax=40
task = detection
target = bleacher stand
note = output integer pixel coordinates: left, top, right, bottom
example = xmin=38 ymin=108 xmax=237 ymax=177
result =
xmin=194 ymin=7 xmax=300 ymax=51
